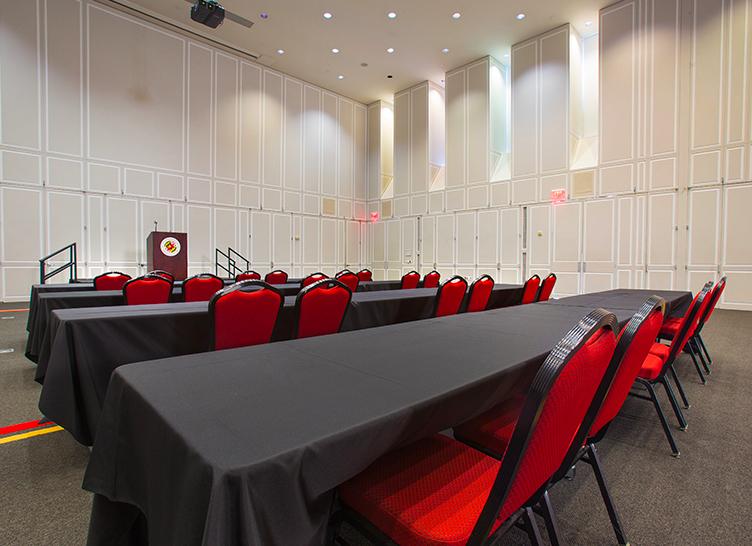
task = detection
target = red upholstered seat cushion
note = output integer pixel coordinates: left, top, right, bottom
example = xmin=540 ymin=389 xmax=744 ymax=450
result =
xmin=401 ymin=273 xmax=421 ymax=289
xmin=213 ymin=288 xmax=282 ymax=350
xmin=184 ymin=276 xmax=224 ymax=302
xmin=337 ymin=273 xmax=360 ymax=292
xmin=339 ymin=434 xmax=503 ymax=546
xmin=467 ymin=277 xmax=494 ymax=313
xmin=357 ymin=270 xmax=373 ymax=282
xmin=659 ymin=317 xmax=681 ymax=336
xmin=94 ymin=273 xmax=131 ymax=291
xmin=638 ymin=353 xmax=665 ymax=381
xmin=236 ymin=272 xmax=261 ymax=282
xmin=649 ymin=343 xmax=670 ymax=361
xmin=265 ymin=271 xmax=288 ymax=285
xmin=124 ymin=277 xmax=172 ymax=305
xmin=521 ymin=277 xmax=540 ymax=304
xmin=423 ymin=272 xmax=441 ymax=289
xmin=296 ymin=284 xmax=351 ymax=338
xmin=453 ymin=395 xmax=524 ymax=454
xmin=435 ymin=278 xmax=468 ymax=317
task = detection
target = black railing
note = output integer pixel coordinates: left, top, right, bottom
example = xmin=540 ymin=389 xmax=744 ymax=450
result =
xmin=39 ymin=243 xmax=77 ymax=284
xmin=227 ymin=247 xmax=249 ymax=275
xmin=215 ymin=247 xmax=250 ymax=278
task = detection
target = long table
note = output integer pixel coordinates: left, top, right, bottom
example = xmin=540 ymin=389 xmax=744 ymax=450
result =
xmin=39 ymin=284 xmax=523 ymax=446
xmin=82 ymin=289 xmax=690 ymax=546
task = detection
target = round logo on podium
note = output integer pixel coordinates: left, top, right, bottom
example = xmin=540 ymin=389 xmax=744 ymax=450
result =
xmin=160 ymin=237 xmax=181 ymax=257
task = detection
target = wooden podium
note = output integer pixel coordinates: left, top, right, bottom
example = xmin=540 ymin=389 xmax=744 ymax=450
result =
xmin=146 ymin=231 xmax=188 ymax=280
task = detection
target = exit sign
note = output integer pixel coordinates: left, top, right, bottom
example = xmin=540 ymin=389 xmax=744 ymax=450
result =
xmin=550 ymin=188 xmax=567 ymax=205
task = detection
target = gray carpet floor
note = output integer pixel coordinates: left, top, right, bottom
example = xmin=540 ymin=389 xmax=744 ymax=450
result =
xmin=0 ymin=300 xmax=750 ymax=545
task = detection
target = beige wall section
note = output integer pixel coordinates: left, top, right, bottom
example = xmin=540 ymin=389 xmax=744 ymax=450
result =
xmin=366 ymin=0 xmax=752 ymax=309
xmin=0 ymin=0 xmax=368 ymax=301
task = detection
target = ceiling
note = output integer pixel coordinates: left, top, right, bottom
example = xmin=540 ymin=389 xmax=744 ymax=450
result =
xmin=116 ymin=0 xmax=611 ymax=104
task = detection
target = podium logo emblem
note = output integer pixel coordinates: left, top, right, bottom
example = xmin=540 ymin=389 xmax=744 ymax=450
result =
xmin=160 ymin=237 xmax=181 ymax=257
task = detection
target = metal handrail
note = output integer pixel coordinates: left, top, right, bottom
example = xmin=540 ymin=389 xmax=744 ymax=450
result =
xmin=227 ymin=247 xmax=249 ymax=276
xmin=215 ymin=248 xmax=235 ymax=278
xmin=39 ymin=243 xmax=77 ymax=284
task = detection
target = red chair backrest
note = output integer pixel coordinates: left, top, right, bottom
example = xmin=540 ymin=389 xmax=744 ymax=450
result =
xmin=434 ymin=276 xmax=468 ymax=317
xmin=295 ymin=279 xmax=352 ymax=339
xmin=93 ymin=272 xmax=131 ymax=291
xmin=265 ymin=270 xmax=288 ymax=285
xmin=467 ymin=309 xmax=618 ymax=541
xmin=209 ymin=281 xmax=284 ymax=350
xmin=235 ymin=271 xmax=261 ymax=282
xmin=357 ymin=269 xmax=373 ymax=282
xmin=400 ymin=271 xmax=420 ymax=289
xmin=123 ymin=275 xmax=173 ymax=305
xmin=467 ymin=275 xmax=495 ymax=313
xmin=423 ymin=270 xmax=441 ymax=288
xmin=302 ymin=272 xmax=328 ymax=288
xmin=183 ymin=274 xmax=224 ymax=302
xmin=536 ymin=273 xmax=557 ymax=302
xmin=699 ymin=276 xmax=726 ymax=327
xmin=667 ymin=282 xmax=713 ymax=363
xmin=336 ymin=272 xmax=359 ymax=292
xmin=521 ymin=275 xmax=541 ymax=304
xmin=588 ymin=297 xmax=666 ymax=439
xmin=148 ymin=270 xmax=174 ymax=282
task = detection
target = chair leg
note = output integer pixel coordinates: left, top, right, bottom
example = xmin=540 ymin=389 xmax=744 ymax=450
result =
xmin=686 ymin=346 xmax=707 ymax=385
xmin=691 ymin=338 xmax=711 ymax=375
xmin=660 ymin=376 xmax=687 ymax=431
xmin=539 ymin=491 xmax=562 ymax=546
xmin=522 ymin=507 xmax=545 ymax=546
xmin=669 ymin=364 xmax=691 ymax=409
xmin=587 ymin=444 xmax=629 ymax=546
xmin=640 ymin=379 xmax=680 ymax=457
xmin=697 ymin=333 xmax=712 ymax=366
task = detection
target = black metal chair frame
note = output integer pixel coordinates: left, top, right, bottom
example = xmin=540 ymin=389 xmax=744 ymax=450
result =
xmin=467 ymin=274 xmax=495 ymax=312
xmin=294 ymin=278 xmax=353 ymax=339
xmin=330 ymin=308 xmax=619 ymax=546
xmin=433 ymin=275 xmax=469 ymax=317
xmin=400 ymin=270 xmax=420 ymax=289
xmin=207 ymin=280 xmax=284 ymax=351
xmin=122 ymin=274 xmax=174 ymax=305
xmin=628 ymin=282 xmax=712 ymax=457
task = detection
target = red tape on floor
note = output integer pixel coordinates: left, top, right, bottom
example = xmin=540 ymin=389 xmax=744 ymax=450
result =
xmin=0 ymin=419 xmax=53 ymax=436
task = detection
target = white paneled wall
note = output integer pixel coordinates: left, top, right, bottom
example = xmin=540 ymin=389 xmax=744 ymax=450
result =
xmin=367 ymin=0 xmax=752 ymax=309
xmin=0 ymin=0 xmax=367 ymax=301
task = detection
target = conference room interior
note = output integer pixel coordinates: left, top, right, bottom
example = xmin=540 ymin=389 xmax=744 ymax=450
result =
xmin=1 ymin=0 xmax=751 ymax=545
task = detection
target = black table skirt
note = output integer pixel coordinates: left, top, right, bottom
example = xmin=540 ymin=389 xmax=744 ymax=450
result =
xmin=39 ymin=285 xmax=523 ymax=446
xmin=82 ymin=289 xmax=690 ymax=546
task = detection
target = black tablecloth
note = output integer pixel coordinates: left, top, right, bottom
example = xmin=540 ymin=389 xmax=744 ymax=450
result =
xmin=82 ymin=289 xmax=690 ymax=546
xmin=25 ymin=283 xmax=306 ymax=362
xmin=544 ymin=289 xmax=692 ymax=317
xmin=39 ymin=285 xmax=523 ymax=446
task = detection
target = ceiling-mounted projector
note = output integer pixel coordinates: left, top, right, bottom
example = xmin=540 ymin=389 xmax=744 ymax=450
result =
xmin=187 ymin=0 xmax=253 ymax=29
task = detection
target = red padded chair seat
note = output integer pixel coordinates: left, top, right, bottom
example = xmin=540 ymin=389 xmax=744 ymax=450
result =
xmin=649 ymin=343 xmax=670 ymax=361
xmin=659 ymin=317 xmax=681 ymax=336
xmin=339 ymin=434 xmax=505 ymax=546
xmin=453 ymin=395 xmax=524 ymax=455
xmin=638 ymin=353 xmax=665 ymax=381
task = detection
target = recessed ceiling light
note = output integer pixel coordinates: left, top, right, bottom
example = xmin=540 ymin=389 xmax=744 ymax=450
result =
xmin=441 ymin=48 xmax=450 ymax=54
xmin=259 ymin=12 xmax=269 ymax=20
xmin=337 ymin=74 xmax=345 ymax=80
xmin=386 ymin=47 xmax=395 ymax=54
xmin=331 ymin=48 xmax=340 ymax=54
xmin=323 ymin=12 xmax=333 ymax=20
xmin=516 ymin=13 xmax=526 ymax=20
xmin=452 ymin=12 xmax=461 ymax=20
xmin=276 ymin=49 xmax=284 ymax=55
xmin=387 ymin=11 xmax=397 ymax=19
xmin=585 ymin=21 xmax=593 ymax=27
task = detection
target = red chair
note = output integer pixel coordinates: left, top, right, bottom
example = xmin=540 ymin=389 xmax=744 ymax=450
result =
xmin=434 ymin=275 xmax=468 ymax=317
xmin=536 ymin=273 xmax=557 ymax=302
xmin=148 ymin=270 xmax=174 ymax=282
xmin=520 ymin=274 xmax=541 ymax=304
xmin=454 ymin=298 xmax=663 ymax=545
xmin=301 ymin=272 xmax=328 ymax=288
xmin=183 ymin=273 xmax=224 ymax=302
xmin=294 ymin=279 xmax=352 ymax=339
xmin=209 ymin=281 xmax=284 ymax=350
xmin=264 ymin=270 xmax=288 ymax=285
xmin=634 ymin=282 xmax=713 ymax=455
xmin=93 ymin=272 xmax=131 ymax=291
xmin=333 ymin=309 xmax=618 ymax=546
xmin=336 ymin=270 xmax=359 ymax=293
xmin=659 ymin=276 xmax=726 ymax=374
xmin=122 ymin=275 xmax=173 ymax=305
xmin=400 ymin=270 xmax=420 ymax=289
xmin=467 ymin=275 xmax=495 ymax=313
xmin=423 ymin=270 xmax=441 ymax=288
xmin=235 ymin=270 xmax=261 ymax=282
xmin=357 ymin=269 xmax=373 ymax=282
